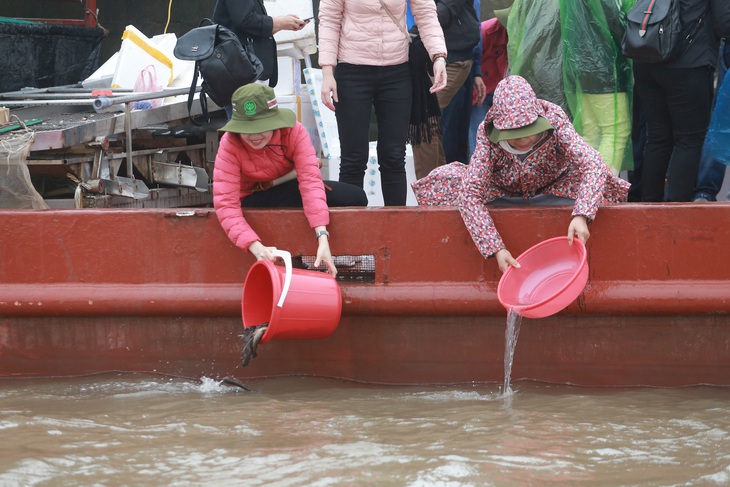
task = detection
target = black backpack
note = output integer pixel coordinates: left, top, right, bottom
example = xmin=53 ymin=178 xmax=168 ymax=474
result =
xmin=621 ymin=0 xmax=709 ymax=63
xmin=174 ymin=19 xmax=263 ymax=124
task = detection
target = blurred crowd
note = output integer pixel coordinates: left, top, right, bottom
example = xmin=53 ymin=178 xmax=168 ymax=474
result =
xmin=429 ymin=0 xmax=728 ymax=203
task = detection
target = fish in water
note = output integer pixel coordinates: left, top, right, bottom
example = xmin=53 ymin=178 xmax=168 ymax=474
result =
xmin=220 ymin=376 xmax=252 ymax=391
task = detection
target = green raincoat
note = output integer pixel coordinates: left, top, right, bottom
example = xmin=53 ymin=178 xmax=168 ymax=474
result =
xmin=506 ymin=0 xmax=634 ymax=173
xmin=560 ymin=0 xmax=634 ymax=173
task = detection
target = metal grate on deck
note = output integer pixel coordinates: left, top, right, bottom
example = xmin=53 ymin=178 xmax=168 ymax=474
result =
xmin=293 ymin=254 xmax=375 ymax=283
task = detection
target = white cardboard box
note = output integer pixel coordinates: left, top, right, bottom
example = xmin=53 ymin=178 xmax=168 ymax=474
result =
xmin=111 ymin=25 xmax=174 ymax=90
xmin=278 ymin=90 xmax=320 ymax=153
xmin=267 ymin=0 xmax=317 ymax=57
xmin=274 ymin=57 xmax=301 ymax=97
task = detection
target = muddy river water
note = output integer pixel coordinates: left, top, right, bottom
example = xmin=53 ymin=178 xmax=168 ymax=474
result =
xmin=1 ymin=375 xmax=729 ymax=486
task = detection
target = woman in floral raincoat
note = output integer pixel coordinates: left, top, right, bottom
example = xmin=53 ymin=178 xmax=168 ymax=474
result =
xmin=412 ymin=75 xmax=630 ymax=272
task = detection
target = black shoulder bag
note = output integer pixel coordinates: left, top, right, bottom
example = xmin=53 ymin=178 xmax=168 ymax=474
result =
xmin=621 ymin=0 xmax=709 ymax=63
xmin=174 ymin=18 xmax=264 ymax=125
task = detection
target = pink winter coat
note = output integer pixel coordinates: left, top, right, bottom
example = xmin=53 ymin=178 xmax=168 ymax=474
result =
xmin=213 ymin=122 xmax=329 ymax=253
xmin=480 ymin=18 xmax=509 ymax=95
xmin=318 ymin=0 xmax=447 ymax=67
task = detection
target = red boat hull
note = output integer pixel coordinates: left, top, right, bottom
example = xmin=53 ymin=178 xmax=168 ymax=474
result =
xmin=1 ymin=204 xmax=729 ymax=386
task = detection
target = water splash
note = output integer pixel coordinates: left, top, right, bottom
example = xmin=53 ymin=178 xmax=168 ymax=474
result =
xmin=503 ymin=309 xmax=524 ymax=396
xmin=198 ymin=376 xmax=230 ymax=393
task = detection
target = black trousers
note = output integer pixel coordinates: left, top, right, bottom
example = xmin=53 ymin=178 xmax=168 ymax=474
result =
xmin=241 ymin=178 xmax=368 ymax=208
xmin=333 ymin=62 xmax=412 ymax=206
xmin=633 ymin=64 xmax=714 ymax=201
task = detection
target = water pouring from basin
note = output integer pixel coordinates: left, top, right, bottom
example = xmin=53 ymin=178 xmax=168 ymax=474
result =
xmin=497 ymin=237 xmax=589 ymax=393
xmin=503 ymin=309 xmax=523 ymax=396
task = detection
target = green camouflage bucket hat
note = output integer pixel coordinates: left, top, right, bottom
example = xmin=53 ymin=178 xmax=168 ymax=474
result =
xmin=220 ymin=84 xmax=296 ymax=134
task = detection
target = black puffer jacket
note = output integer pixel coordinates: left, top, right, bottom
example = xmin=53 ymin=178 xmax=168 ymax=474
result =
xmin=212 ymin=0 xmax=278 ymax=87
xmin=435 ymin=0 xmax=481 ymax=63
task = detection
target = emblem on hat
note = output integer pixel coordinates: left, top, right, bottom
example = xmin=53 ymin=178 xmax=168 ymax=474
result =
xmin=244 ymin=100 xmax=257 ymax=116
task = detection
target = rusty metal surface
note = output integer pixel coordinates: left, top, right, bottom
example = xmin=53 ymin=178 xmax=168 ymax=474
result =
xmin=0 ymin=204 xmax=729 ymax=385
xmin=1 ymin=86 xmax=218 ymax=151
xmin=24 ymin=99 xmax=214 ymax=151
xmin=16 ymin=0 xmax=99 ymax=27
xmin=0 ymin=86 xmax=221 ymax=209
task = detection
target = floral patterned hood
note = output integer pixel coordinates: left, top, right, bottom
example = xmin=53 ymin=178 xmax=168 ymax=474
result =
xmin=485 ymin=75 xmax=546 ymax=131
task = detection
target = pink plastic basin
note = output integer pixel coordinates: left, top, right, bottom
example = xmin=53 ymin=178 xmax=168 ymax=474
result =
xmin=497 ymin=236 xmax=588 ymax=318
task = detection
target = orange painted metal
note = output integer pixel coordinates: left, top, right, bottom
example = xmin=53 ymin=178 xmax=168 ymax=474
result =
xmin=0 ymin=204 xmax=729 ymax=386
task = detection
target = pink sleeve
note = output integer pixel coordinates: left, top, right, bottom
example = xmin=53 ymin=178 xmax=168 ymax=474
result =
xmin=212 ymin=134 xmax=260 ymax=253
xmin=410 ymin=0 xmax=447 ymax=58
xmin=317 ymin=0 xmax=344 ymax=66
xmin=286 ymin=124 xmax=330 ymax=229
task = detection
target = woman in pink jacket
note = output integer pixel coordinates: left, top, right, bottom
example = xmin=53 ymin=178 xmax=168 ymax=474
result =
xmin=318 ymin=0 xmax=448 ymax=206
xmin=413 ymin=76 xmax=630 ymax=272
xmin=213 ymin=84 xmax=368 ymax=276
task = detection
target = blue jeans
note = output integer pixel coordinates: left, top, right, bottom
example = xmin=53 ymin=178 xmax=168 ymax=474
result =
xmin=694 ymin=39 xmax=730 ymax=201
xmin=468 ymin=92 xmax=493 ymax=159
xmin=634 ymin=64 xmax=714 ymax=201
xmin=441 ymin=79 xmax=472 ymax=164
xmin=442 ymin=82 xmax=497 ymax=163
xmin=333 ymin=63 xmax=411 ymax=206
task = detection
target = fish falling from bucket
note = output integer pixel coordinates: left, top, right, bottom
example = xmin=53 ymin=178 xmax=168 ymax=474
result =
xmin=241 ymin=322 xmax=268 ymax=367
xmin=239 ymin=249 xmax=343 ymax=368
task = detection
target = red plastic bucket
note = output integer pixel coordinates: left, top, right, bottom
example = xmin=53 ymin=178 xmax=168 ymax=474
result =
xmin=241 ymin=250 xmax=342 ymax=344
xmin=497 ymin=237 xmax=588 ymax=318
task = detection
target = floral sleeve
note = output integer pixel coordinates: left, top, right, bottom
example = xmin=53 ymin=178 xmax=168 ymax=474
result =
xmin=458 ymin=128 xmax=506 ymax=258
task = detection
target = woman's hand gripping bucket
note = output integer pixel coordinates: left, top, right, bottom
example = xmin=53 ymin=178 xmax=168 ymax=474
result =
xmin=240 ymin=250 xmax=343 ymax=366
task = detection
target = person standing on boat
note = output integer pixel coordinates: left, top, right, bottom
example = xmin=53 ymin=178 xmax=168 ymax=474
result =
xmin=410 ymin=0 xmax=481 ymax=178
xmin=467 ymin=7 xmax=510 ymax=159
xmin=213 ymin=84 xmax=368 ymax=277
xmin=212 ymin=0 xmax=308 ymax=89
xmin=559 ymin=0 xmax=633 ymax=177
xmin=412 ymin=75 xmax=630 ymax=272
xmin=317 ymin=0 xmax=448 ymax=206
xmin=631 ymin=0 xmax=718 ymax=201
